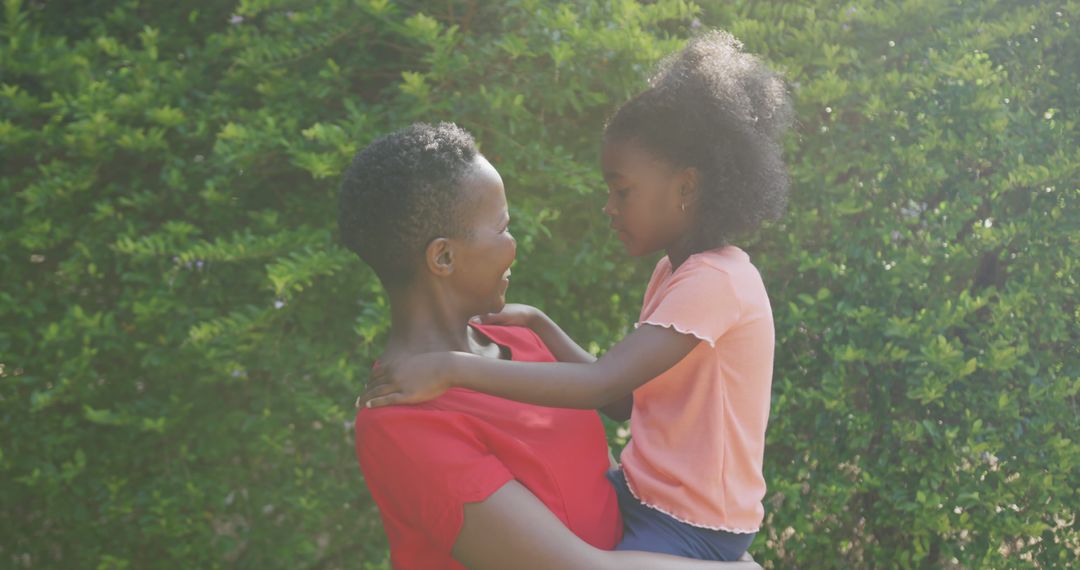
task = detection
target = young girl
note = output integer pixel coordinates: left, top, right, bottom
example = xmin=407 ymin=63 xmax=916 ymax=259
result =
xmin=362 ymin=30 xmax=793 ymax=562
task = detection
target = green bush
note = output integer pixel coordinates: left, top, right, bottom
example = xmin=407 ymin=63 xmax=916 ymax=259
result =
xmin=1 ymin=0 xmax=1075 ymax=568
xmin=704 ymin=2 xmax=1079 ymax=567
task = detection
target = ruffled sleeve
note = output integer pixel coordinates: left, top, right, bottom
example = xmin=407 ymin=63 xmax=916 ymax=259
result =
xmin=636 ymin=259 xmax=742 ymax=347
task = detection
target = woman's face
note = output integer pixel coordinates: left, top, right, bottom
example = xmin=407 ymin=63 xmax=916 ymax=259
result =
xmin=601 ymin=138 xmax=689 ymax=257
xmin=447 ymin=155 xmax=517 ymax=316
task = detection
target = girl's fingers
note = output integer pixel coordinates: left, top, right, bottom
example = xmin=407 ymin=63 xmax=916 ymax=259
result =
xmin=364 ymin=382 xmax=397 ymax=399
xmin=365 ymin=366 xmax=393 ymax=390
xmin=365 ymin=392 xmax=405 ymax=408
xmin=358 ymin=383 xmax=398 ymax=407
xmin=479 ymin=312 xmax=512 ymax=325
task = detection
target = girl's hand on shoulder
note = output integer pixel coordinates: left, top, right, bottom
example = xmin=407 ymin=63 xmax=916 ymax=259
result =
xmin=360 ymin=352 xmax=470 ymax=408
xmin=472 ymin=303 xmax=543 ymax=329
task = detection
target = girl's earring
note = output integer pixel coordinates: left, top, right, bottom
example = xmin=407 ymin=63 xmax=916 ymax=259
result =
xmin=681 ymin=203 xmax=687 ymax=212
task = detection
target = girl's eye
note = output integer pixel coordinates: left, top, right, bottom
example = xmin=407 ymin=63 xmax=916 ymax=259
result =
xmin=614 ymin=188 xmax=629 ymax=199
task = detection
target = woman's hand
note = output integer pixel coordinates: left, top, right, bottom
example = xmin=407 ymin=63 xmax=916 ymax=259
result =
xmin=359 ymin=352 xmax=470 ymax=408
xmin=472 ymin=303 xmax=543 ymax=328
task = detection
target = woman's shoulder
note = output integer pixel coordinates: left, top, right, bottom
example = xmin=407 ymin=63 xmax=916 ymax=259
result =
xmin=354 ymin=401 xmax=443 ymax=441
xmin=469 ymin=323 xmax=536 ymax=345
xmin=469 ymin=323 xmax=557 ymax=362
xmin=354 ymin=396 xmax=506 ymax=468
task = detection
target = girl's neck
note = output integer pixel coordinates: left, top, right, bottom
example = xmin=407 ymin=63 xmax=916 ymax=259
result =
xmin=666 ymin=232 xmax=699 ymax=270
xmin=667 ymin=229 xmax=732 ymax=270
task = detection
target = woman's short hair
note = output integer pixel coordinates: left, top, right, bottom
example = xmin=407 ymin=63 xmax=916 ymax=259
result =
xmin=338 ymin=122 xmax=479 ymax=286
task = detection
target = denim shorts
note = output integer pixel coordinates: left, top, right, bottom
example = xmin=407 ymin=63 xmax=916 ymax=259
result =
xmin=606 ymin=469 xmax=755 ymax=561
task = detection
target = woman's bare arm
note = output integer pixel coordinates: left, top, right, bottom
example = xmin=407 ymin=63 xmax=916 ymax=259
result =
xmin=453 ymin=480 xmax=761 ymax=570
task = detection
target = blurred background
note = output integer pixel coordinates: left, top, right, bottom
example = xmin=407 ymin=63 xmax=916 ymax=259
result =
xmin=1 ymin=0 xmax=1076 ymax=568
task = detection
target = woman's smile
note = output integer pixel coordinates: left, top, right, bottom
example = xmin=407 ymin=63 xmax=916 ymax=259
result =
xmin=443 ymin=155 xmax=518 ymax=316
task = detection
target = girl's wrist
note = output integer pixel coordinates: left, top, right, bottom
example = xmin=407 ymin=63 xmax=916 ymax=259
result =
xmin=444 ymin=352 xmax=471 ymax=390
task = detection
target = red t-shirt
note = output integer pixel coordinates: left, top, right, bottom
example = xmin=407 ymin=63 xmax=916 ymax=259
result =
xmin=355 ymin=324 xmax=621 ymax=569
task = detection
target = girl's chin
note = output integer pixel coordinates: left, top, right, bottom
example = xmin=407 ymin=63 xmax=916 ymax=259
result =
xmin=618 ymin=236 xmax=648 ymax=257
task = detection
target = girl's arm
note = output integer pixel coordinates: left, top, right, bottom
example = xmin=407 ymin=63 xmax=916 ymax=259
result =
xmin=475 ymin=303 xmax=597 ymax=363
xmin=476 ymin=304 xmax=632 ymax=420
xmin=363 ymin=324 xmax=699 ymax=409
xmin=527 ymin=310 xmax=599 ymax=364
xmin=455 ymin=479 xmax=762 ymax=569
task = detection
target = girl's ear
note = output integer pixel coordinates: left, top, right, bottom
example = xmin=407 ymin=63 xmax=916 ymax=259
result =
xmin=680 ymin=167 xmax=701 ymax=204
xmin=425 ymin=237 xmax=454 ymax=277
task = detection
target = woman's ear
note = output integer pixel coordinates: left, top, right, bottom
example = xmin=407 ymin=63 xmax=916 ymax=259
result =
xmin=425 ymin=237 xmax=454 ymax=277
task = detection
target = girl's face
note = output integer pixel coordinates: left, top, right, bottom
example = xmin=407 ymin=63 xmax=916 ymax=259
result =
xmin=446 ymin=156 xmax=517 ymax=316
xmin=601 ymin=138 xmax=692 ymax=257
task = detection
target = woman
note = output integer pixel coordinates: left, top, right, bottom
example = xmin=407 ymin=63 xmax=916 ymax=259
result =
xmin=339 ymin=122 xmax=760 ymax=569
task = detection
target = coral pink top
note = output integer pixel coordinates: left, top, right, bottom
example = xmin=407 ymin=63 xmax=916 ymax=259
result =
xmin=620 ymin=246 xmax=774 ymax=532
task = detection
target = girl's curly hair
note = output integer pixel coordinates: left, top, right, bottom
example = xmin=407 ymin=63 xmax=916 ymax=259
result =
xmin=605 ymin=30 xmax=794 ymax=251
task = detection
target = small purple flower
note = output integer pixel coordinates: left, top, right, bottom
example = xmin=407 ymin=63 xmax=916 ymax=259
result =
xmin=690 ymin=18 xmax=702 ymax=30
xmin=273 ymin=299 xmax=286 ymax=310
xmin=229 ymin=14 xmax=244 ymax=25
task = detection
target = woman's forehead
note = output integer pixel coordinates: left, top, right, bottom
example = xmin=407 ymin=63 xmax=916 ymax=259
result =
xmin=459 ymin=158 xmax=507 ymax=214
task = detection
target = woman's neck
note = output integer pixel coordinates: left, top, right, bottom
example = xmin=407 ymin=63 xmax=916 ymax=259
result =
xmin=380 ymin=284 xmax=497 ymax=361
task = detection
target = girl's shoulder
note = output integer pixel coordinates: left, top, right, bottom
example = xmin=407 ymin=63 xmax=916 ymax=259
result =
xmin=681 ymin=246 xmax=768 ymax=305
xmin=694 ymin=245 xmax=750 ymax=267
xmin=674 ymin=245 xmax=755 ymax=278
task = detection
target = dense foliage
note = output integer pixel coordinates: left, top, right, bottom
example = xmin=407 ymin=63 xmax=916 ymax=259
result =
xmin=1 ymin=0 xmax=1076 ymax=568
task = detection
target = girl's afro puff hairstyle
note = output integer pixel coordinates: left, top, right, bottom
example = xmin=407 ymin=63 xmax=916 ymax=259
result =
xmin=605 ymin=30 xmax=794 ymax=251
